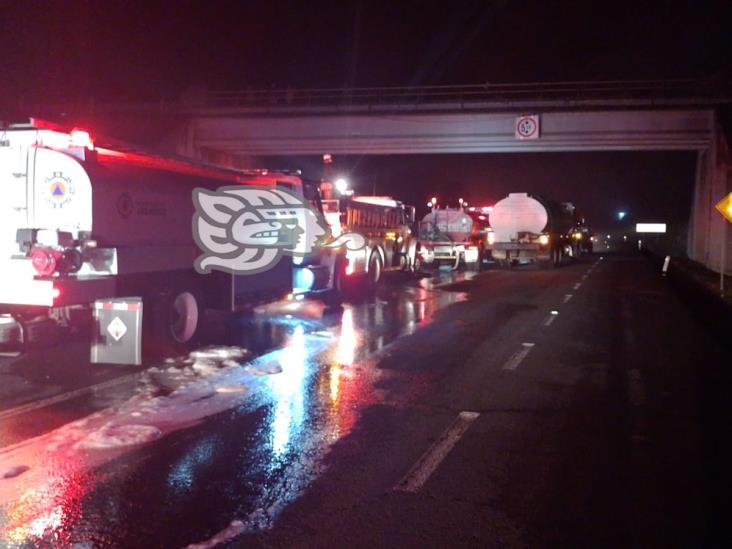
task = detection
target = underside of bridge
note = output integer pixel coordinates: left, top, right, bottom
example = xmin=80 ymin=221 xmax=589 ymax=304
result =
xmin=165 ymin=106 xmax=730 ymax=275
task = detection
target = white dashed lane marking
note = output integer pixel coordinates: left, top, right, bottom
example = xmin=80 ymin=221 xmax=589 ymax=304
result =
xmin=501 ymin=343 xmax=535 ymax=371
xmin=543 ymin=315 xmax=557 ymax=326
xmin=394 ymin=411 xmax=480 ymax=493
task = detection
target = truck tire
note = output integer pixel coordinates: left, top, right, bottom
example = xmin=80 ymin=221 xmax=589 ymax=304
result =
xmin=150 ymin=288 xmax=204 ymax=348
xmin=367 ymin=250 xmax=383 ymax=291
xmin=412 ymin=253 xmax=422 ymax=274
xmin=552 ymin=246 xmax=562 ymax=267
xmin=332 ymin=257 xmax=352 ymax=304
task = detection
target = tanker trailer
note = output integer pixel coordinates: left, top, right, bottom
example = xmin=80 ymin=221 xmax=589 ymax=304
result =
xmin=0 ymin=119 xmax=320 ymax=353
xmin=416 ymin=208 xmax=480 ymax=271
xmin=487 ymin=193 xmax=583 ymax=267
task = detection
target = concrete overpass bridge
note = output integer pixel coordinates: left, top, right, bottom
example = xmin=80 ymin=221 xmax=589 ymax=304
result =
xmin=16 ymin=79 xmax=732 ymax=274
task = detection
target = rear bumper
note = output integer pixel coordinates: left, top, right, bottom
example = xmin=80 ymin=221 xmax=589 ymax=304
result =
xmin=419 ymin=243 xmax=479 ymax=264
xmin=0 ymin=277 xmax=55 ymax=308
xmin=489 ymin=242 xmax=542 ymax=251
xmin=0 ymin=275 xmax=116 ymax=311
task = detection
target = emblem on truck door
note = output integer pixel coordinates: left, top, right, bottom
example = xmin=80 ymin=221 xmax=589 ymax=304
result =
xmin=192 ymin=185 xmax=365 ymax=275
xmin=43 ymin=172 xmax=75 ymax=208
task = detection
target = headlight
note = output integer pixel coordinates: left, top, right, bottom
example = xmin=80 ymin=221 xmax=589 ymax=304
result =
xmin=538 ymin=235 xmax=549 ymax=246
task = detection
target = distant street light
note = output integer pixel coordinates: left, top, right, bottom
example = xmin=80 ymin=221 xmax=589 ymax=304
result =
xmin=617 ymin=211 xmax=627 ymax=220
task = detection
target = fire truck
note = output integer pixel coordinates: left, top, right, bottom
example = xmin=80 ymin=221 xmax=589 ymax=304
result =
xmin=320 ymin=185 xmax=416 ymax=294
xmin=0 ymin=119 xmax=341 ymax=353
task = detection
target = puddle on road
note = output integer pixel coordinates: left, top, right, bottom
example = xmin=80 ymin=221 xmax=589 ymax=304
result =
xmin=0 ymin=281 xmax=469 ymax=547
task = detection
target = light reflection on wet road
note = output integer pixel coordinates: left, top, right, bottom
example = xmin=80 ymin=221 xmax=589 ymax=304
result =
xmin=0 ymin=271 xmax=470 ymax=548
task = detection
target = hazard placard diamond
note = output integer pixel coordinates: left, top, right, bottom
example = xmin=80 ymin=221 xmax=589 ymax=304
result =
xmin=107 ymin=316 xmax=127 ymax=341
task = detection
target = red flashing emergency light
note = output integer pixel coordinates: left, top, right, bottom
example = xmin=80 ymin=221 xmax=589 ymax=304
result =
xmin=70 ymin=129 xmax=94 ymax=149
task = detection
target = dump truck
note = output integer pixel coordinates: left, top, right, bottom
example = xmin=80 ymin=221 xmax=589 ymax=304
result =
xmin=320 ymin=185 xmax=416 ymax=291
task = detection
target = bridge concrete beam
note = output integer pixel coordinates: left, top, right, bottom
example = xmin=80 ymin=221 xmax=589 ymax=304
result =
xmin=187 ymin=109 xmax=714 ymax=157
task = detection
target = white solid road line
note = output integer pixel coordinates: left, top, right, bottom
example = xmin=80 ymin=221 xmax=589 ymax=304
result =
xmin=501 ymin=342 xmax=535 ymax=371
xmin=394 ymin=411 xmax=480 ymax=493
xmin=563 ymin=294 xmax=573 ymax=303
xmin=0 ymin=373 xmax=141 ymax=422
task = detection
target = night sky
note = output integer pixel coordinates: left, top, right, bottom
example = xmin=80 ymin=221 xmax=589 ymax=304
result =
xmin=1 ymin=0 xmax=729 ymax=99
xmin=261 ymin=151 xmax=698 ymax=230
xmin=1 ymin=1 xmax=729 ymax=233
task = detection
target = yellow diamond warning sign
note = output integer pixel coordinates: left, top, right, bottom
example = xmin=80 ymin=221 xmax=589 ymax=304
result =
xmin=716 ymin=191 xmax=732 ymax=224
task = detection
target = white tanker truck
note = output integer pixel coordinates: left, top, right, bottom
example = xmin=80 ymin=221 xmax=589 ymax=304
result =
xmin=487 ymin=192 xmax=584 ymax=267
xmin=0 ymin=119 xmax=341 ymax=355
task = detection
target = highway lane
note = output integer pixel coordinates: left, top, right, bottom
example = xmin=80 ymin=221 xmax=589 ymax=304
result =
xmin=0 ymin=254 xmax=722 ymax=547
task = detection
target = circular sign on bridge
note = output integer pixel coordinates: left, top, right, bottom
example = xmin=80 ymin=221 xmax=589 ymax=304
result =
xmin=515 ymin=115 xmax=540 ymax=140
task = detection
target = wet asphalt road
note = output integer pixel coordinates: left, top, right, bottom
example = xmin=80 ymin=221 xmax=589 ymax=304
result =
xmin=0 ymin=254 xmax=727 ymax=548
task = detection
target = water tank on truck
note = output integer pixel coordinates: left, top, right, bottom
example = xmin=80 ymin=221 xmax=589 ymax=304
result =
xmin=417 ymin=208 xmax=480 ymax=271
xmin=488 ymin=192 xmax=582 ymax=267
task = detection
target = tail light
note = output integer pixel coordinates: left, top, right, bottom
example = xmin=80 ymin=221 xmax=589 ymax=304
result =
xmin=487 ymin=231 xmax=495 ymax=245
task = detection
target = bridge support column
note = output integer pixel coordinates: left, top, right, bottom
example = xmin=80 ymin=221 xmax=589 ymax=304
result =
xmin=689 ymin=117 xmax=731 ymax=274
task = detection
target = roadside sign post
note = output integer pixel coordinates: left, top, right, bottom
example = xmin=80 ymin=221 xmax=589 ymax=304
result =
xmin=715 ymin=191 xmax=732 ymax=296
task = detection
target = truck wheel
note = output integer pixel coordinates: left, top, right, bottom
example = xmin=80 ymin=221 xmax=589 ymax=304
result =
xmin=367 ymin=250 xmax=383 ymax=290
xmin=413 ymin=254 xmax=422 ymax=274
xmin=398 ymin=253 xmax=411 ymax=272
xmin=332 ymin=257 xmax=352 ymax=303
xmin=552 ymin=246 xmax=562 ymax=267
xmin=151 ymin=288 xmax=204 ymax=347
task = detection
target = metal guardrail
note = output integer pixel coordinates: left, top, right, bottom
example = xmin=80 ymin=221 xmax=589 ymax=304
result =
xmin=203 ymin=79 xmax=729 ymax=110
